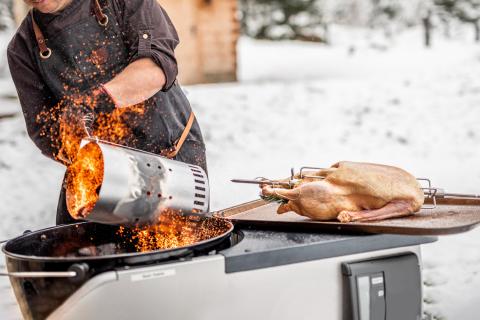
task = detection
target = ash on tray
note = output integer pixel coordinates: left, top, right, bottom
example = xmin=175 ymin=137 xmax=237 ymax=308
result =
xmin=76 ymin=243 xmax=123 ymax=257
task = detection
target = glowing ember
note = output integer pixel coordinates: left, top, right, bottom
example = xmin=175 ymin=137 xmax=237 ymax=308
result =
xmin=36 ymin=90 xmax=147 ymax=220
xmin=66 ymin=142 xmax=104 ymax=219
xmin=94 ymin=104 xmax=145 ymax=146
xmin=37 ymin=94 xmax=146 ymax=164
xmin=57 ymin=109 xmax=87 ymax=165
xmin=117 ymin=211 xmax=231 ymax=252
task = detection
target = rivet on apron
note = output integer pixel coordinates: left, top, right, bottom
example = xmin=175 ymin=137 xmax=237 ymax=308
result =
xmin=98 ymin=15 xmax=109 ymax=27
xmin=40 ymin=48 xmax=52 ymax=59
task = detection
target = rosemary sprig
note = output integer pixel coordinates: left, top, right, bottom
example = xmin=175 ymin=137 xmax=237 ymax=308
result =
xmin=260 ymin=194 xmax=289 ymax=204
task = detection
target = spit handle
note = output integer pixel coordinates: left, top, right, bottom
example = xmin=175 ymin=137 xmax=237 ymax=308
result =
xmin=231 ymin=178 xmax=292 ymax=187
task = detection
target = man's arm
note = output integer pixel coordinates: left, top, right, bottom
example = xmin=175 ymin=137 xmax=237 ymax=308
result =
xmin=106 ymin=0 xmax=180 ymax=108
xmin=103 ymin=58 xmax=166 ymax=108
xmin=7 ymin=37 xmax=62 ymax=162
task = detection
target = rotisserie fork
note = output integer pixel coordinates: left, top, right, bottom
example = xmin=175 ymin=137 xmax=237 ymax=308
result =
xmin=232 ymin=166 xmax=480 ymax=209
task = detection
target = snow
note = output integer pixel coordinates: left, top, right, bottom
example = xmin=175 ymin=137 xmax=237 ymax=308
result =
xmin=2 ymin=26 xmax=480 ymax=319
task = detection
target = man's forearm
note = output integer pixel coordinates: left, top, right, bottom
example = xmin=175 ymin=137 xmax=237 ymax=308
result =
xmin=103 ymin=58 xmax=167 ymax=108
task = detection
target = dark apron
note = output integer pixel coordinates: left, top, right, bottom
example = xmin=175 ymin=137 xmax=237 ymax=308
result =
xmin=31 ymin=0 xmax=207 ymax=224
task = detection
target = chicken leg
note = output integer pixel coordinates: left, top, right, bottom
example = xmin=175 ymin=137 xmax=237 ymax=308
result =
xmin=337 ymin=200 xmax=416 ymax=223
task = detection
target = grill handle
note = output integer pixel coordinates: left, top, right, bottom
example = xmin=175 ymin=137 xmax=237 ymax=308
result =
xmin=0 ymin=271 xmax=77 ymax=278
xmin=0 ymin=263 xmax=89 ymax=281
xmin=0 ymin=230 xmax=33 ymax=244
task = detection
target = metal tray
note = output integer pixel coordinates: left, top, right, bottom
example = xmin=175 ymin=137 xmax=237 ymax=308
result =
xmin=217 ymin=199 xmax=480 ymax=236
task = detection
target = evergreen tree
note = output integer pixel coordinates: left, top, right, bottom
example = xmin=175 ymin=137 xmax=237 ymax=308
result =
xmin=454 ymin=0 xmax=480 ymax=41
xmin=435 ymin=0 xmax=480 ymax=41
xmin=239 ymin=0 xmax=328 ymax=42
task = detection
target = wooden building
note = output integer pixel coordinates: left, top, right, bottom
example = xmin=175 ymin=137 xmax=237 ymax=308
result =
xmin=162 ymin=0 xmax=239 ymax=84
xmin=13 ymin=0 xmax=239 ymax=85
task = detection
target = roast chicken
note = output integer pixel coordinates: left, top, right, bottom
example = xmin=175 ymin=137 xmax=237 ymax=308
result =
xmin=261 ymin=161 xmax=424 ymax=223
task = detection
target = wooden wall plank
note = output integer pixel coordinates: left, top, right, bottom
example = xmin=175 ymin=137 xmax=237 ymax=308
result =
xmin=12 ymin=0 xmax=239 ymax=85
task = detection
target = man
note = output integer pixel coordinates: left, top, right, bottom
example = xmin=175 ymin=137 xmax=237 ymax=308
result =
xmin=8 ymin=0 xmax=207 ymax=224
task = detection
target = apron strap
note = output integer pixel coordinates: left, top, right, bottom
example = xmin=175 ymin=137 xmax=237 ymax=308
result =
xmin=30 ymin=11 xmax=51 ymax=59
xmin=31 ymin=0 xmax=108 ymax=59
xmin=93 ymin=0 xmax=109 ymax=26
xmin=161 ymin=112 xmax=196 ymax=159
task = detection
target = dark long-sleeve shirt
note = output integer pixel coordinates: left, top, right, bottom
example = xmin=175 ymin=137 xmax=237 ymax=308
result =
xmin=7 ymin=0 xmax=179 ymax=160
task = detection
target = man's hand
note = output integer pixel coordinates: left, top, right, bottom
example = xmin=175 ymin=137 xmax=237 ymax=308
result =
xmin=67 ymin=86 xmax=117 ymax=114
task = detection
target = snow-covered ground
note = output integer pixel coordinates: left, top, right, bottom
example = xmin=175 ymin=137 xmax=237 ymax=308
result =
xmin=2 ymin=26 xmax=480 ymax=319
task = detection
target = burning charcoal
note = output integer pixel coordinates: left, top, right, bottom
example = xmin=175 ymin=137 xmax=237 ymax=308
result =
xmin=65 ymin=142 xmax=104 ymax=220
xmin=115 ymin=212 xmax=231 ymax=253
